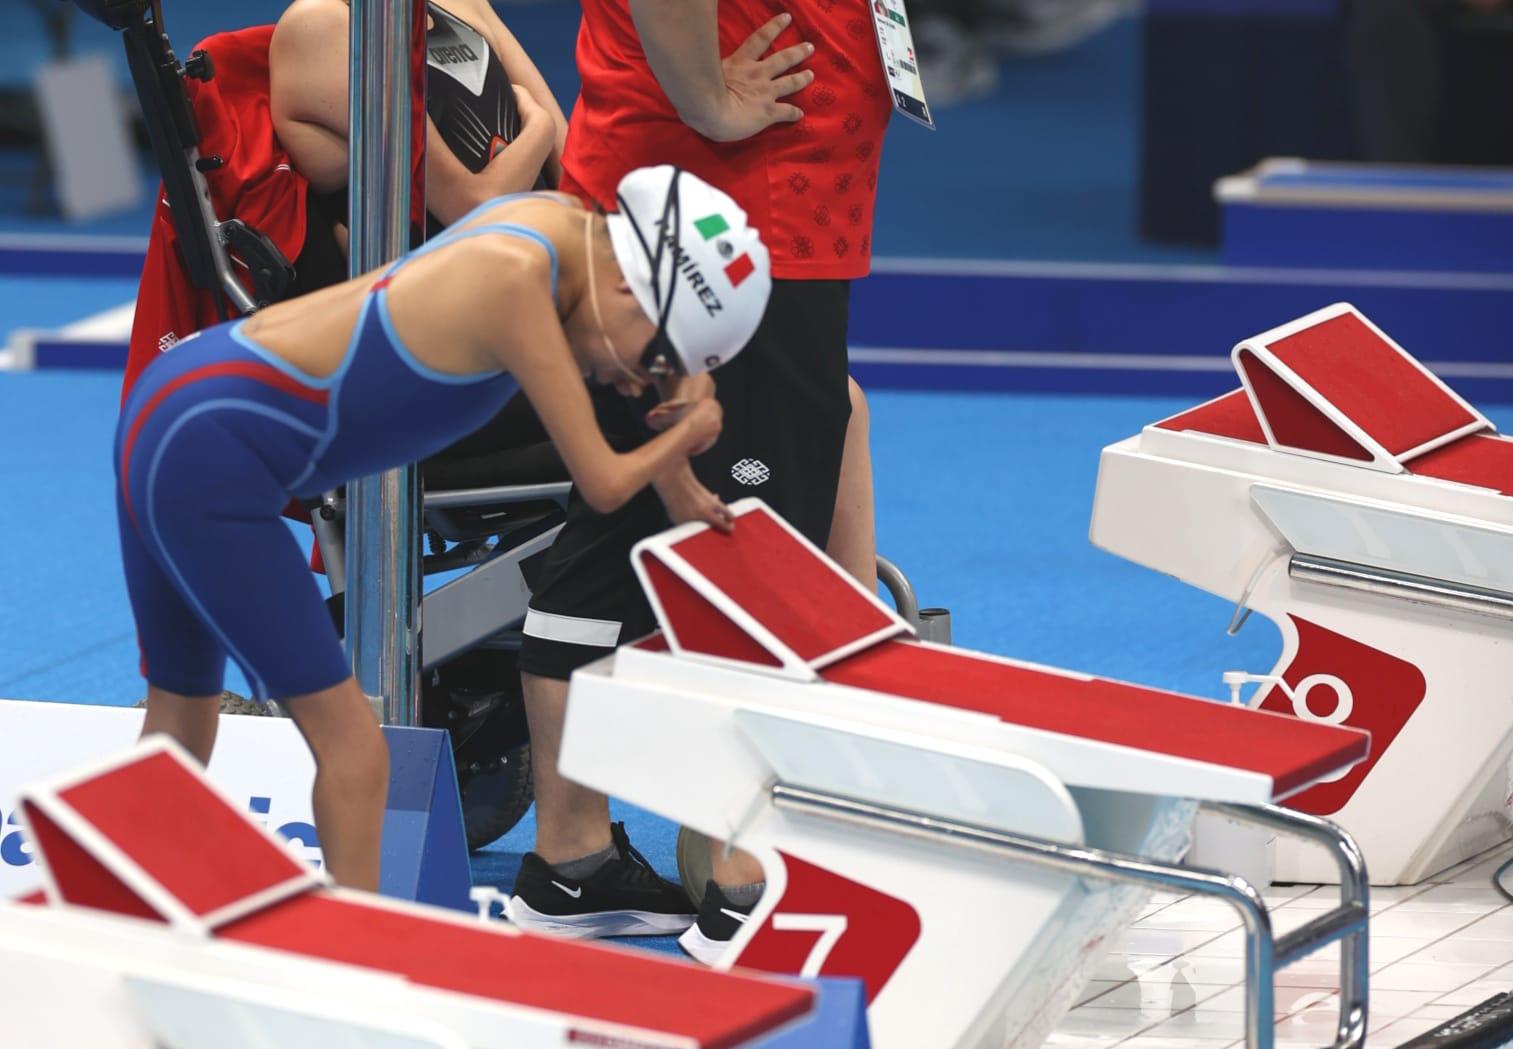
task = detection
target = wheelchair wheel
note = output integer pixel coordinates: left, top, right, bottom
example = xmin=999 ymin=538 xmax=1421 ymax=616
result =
xmin=676 ymin=826 xmax=714 ymax=910
xmin=136 ymin=691 xmax=273 ymax=716
xmin=218 ymin=691 xmax=273 ymax=716
xmin=458 ymin=741 xmax=533 ymax=852
xmin=422 ymin=646 xmax=535 ymax=852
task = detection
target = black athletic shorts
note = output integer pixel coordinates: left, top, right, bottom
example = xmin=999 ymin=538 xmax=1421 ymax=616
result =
xmin=518 ymin=278 xmax=853 ymax=679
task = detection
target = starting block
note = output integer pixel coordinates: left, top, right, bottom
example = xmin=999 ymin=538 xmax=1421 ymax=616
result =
xmin=1091 ymin=302 xmax=1513 ymax=884
xmin=0 ymin=739 xmax=848 ymax=1049
xmin=561 ymin=500 xmax=1375 ymax=1049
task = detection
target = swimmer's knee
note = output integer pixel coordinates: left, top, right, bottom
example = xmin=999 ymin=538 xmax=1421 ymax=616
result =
xmin=322 ymin=715 xmax=389 ymax=797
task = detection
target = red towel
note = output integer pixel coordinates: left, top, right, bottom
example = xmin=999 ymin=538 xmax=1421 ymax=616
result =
xmin=122 ymin=25 xmax=308 ymax=401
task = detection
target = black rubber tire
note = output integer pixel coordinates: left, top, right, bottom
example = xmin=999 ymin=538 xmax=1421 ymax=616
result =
xmin=676 ymin=825 xmax=714 ymax=910
xmin=459 ymin=742 xmax=534 ymax=852
xmin=134 ymin=691 xmax=274 ymax=716
xmin=218 ymin=691 xmax=275 ymax=717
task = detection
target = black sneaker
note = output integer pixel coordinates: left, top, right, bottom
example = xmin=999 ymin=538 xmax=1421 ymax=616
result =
xmin=679 ymin=880 xmax=756 ymax=965
xmin=507 ymin=823 xmax=696 ymax=938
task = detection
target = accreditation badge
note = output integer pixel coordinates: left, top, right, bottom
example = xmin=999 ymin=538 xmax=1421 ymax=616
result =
xmin=868 ymin=0 xmax=934 ymax=129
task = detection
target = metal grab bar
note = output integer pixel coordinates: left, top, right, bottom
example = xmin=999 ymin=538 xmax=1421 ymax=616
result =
xmin=1206 ymin=801 xmax=1369 ymax=1049
xmin=423 ymin=482 xmax=572 ymax=511
xmin=1290 ymin=553 xmax=1513 ymax=623
xmin=876 ymin=555 xmax=919 ymax=622
xmin=877 ymin=555 xmax=952 ymax=643
xmin=771 ymin=784 xmax=1369 ymax=1049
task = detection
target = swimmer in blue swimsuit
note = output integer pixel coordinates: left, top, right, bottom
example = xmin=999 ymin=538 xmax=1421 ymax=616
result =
xmin=116 ymin=166 xmax=771 ymax=889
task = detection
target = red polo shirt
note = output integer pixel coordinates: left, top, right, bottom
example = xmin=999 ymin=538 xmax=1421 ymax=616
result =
xmin=561 ymin=0 xmax=892 ymax=280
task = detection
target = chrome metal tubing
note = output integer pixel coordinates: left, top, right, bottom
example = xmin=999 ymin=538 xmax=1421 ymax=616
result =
xmin=773 ymin=784 xmax=1369 ymax=1049
xmin=211 ymin=221 xmax=258 ymax=314
xmin=916 ymin=608 xmax=952 ymax=645
xmin=1290 ymin=553 xmax=1513 ymax=623
xmin=310 ymin=496 xmax=347 ymax=597
xmin=344 ymin=0 xmax=423 ymax=725
xmin=423 ymin=482 xmax=573 ymax=511
xmin=1205 ymin=802 xmax=1369 ymax=1049
xmin=1274 ymin=904 xmax=1367 ymax=968
xmin=771 ymin=784 xmax=1275 ymax=1049
xmin=876 ymin=555 xmax=919 ymax=623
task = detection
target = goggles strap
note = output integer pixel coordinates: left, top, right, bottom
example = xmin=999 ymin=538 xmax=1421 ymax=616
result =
xmin=618 ymin=168 xmax=685 ymax=371
xmin=585 ymin=212 xmax=646 ymax=388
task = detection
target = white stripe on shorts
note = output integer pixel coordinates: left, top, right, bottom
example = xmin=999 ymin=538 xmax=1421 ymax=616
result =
xmin=523 ymin=608 xmax=622 ymax=648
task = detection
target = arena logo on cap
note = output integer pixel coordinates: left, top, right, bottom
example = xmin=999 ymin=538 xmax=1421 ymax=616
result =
xmin=693 ymin=213 xmax=756 ymax=288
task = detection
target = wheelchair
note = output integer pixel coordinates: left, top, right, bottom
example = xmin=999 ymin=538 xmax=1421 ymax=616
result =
xmin=80 ymin=0 xmax=946 ymax=853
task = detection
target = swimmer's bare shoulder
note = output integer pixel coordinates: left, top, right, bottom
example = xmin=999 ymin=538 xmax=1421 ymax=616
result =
xmin=384 ymin=217 xmax=566 ymax=376
xmin=454 ymin=192 xmax=583 ymax=233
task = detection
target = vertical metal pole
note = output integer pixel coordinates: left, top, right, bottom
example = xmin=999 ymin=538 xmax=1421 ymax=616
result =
xmin=345 ymin=0 xmax=425 ymax=725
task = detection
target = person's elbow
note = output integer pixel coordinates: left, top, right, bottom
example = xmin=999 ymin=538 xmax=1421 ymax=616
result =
xmin=577 ymin=474 xmax=637 ymax=515
xmin=425 ymin=174 xmax=491 ymax=226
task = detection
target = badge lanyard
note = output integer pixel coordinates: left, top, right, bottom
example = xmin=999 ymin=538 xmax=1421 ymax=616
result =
xmin=868 ymin=0 xmax=935 ymax=129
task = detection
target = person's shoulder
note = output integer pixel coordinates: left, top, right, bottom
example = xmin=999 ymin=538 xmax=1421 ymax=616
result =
xmin=273 ymin=0 xmax=349 ymax=52
xmin=441 ymin=0 xmax=496 ymax=18
xmin=452 ymin=216 xmax=561 ymax=283
xmin=429 ymin=0 xmax=493 ymax=29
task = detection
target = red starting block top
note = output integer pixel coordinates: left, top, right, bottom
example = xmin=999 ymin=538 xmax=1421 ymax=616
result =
xmin=20 ymin=745 xmax=320 ymax=929
xmin=15 ymin=740 xmax=815 ymax=1049
xmin=1157 ymin=390 xmax=1513 ymax=498
xmin=222 ymin=893 xmax=813 ymax=1049
xmin=1229 ymin=304 xmax=1490 ymax=471
xmin=634 ymin=500 xmax=912 ymax=677
xmin=1265 ymin=310 xmax=1477 ymax=458
xmin=633 ymin=501 xmax=1370 ymax=800
xmin=823 ymin=641 xmax=1369 ymax=798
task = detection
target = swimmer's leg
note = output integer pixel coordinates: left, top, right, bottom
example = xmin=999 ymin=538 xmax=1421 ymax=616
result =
xmin=281 ymin=677 xmax=389 ymax=892
xmin=124 ymin=406 xmax=386 ymax=891
xmin=120 ymin=488 xmax=227 ymax=764
xmin=151 ymin=499 xmax=387 ymax=891
xmin=141 ymin=686 xmax=222 ymax=765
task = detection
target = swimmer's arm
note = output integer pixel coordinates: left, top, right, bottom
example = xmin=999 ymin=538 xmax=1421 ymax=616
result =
xmin=498 ymin=287 xmax=722 ymax=516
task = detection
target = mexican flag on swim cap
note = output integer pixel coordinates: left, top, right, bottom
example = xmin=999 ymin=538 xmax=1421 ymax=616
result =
xmin=605 ymin=166 xmax=772 ymax=376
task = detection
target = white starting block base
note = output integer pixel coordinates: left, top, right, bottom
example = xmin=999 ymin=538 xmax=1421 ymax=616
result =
xmin=563 ymin=500 xmax=1372 ymax=1049
xmin=569 ymin=645 xmax=1197 ymax=1049
xmin=1 ymin=739 xmax=822 ymax=1049
xmin=1093 ymin=303 xmax=1513 ymax=885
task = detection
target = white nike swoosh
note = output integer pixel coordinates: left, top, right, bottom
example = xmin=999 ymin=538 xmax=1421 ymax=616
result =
xmin=552 ymin=880 xmax=583 ymax=899
xmin=720 ymin=908 xmax=750 ymax=924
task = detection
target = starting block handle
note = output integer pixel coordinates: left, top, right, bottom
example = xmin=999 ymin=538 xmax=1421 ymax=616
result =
xmin=1205 ymin=801 xmax=1369 ymax=1049
xmin=1290 ymin=553 xmax=1513 ymax=623
xmin=771 ymin=783 xmax=1370 ymax=1049
xmin=876 ymin=556 xmax=952 ymax=644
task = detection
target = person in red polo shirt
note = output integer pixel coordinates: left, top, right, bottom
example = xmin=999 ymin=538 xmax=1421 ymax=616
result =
xmin=506 ymin=0 xmax=893 ymax=962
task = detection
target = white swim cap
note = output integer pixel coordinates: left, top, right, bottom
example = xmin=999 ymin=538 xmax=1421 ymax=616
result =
xmin=605 ymin=165 xmax=771 ymax=376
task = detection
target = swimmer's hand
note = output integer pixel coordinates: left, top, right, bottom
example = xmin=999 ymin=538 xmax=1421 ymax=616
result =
xmin=694 ymin=15 xmax=815 ymax=142
xmin=656 ymin=371 xmax=715 ymax=405
xmin=654 ymin=462 xmax=736 ymax=533
xmin=675 ymin=398 xmax=723 ymax=457
xmin=645 ymin=373 xmax=717 ymax=432
xmin=646 ymin=398 xmax=700 ymax=431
